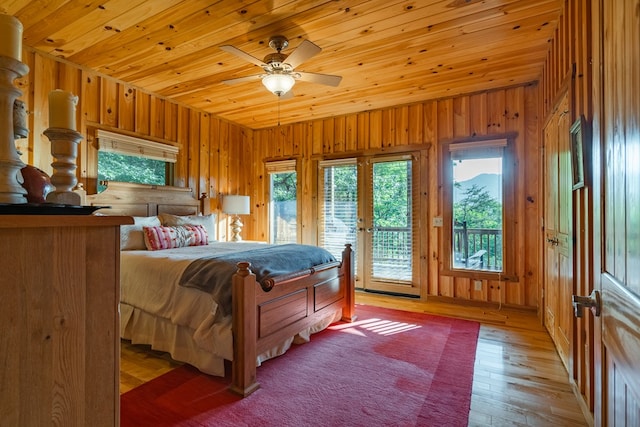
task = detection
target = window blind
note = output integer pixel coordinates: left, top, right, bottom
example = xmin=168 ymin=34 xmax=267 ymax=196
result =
xmin=96 ymin=129 xmax=179 ymax=163
xmin=449 ymin=139 xmax=507 ymax=160
xmin=266 ymin=159 xmax=296 ymax=173
xmin=318 ymin=158 xmax=357 ymax=168
xmin=319 ymin=159 xmax=358 ymax=261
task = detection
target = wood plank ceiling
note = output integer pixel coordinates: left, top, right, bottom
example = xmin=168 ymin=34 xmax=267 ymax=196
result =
xmin=6 ymin=0 xmax=563 ymax=130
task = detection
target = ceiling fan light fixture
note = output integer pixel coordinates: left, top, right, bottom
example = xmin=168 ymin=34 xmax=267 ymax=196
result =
xmin=262 ymin=73 xmax=295 ymax=96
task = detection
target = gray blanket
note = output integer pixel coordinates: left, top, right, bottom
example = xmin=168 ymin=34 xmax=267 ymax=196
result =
xmin=178 ymin=244 xmax=336 ymax=317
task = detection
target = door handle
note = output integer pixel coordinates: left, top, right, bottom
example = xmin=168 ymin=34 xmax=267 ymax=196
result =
xmin=546 ymin=237 xmax=559 ymax=246
xmin=356 ymin=227 xmax=373 ymax=233
xmin=572 ymin=290 xmax=601 ymax=317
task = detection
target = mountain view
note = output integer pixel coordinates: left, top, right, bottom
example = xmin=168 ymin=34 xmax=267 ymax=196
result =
xmin=454 ymin=173 xmax=502 ymax=203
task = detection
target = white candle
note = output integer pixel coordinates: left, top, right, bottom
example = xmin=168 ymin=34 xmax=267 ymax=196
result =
xmin=0 ymin=14 xmax=22 ymax=61
xmin=48 ymin=90 xmax=78 ymax=130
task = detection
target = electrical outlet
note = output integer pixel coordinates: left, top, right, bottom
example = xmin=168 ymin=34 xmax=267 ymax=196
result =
xmin=432 ymin=216 xmax=443 ymax=227
xmin=474 ymin=280 xmax=482 ymax=291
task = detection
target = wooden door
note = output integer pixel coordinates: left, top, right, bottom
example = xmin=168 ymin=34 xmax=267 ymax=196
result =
xmin=361 ymin=155 xmax=420 ymax=296
xmin=318 ymin=154 xmax=421 ymax=296
xmin=591 ymin=0 xmax=640 ymax=424
xmin=543 ymin=92 xmax=573 ymax=370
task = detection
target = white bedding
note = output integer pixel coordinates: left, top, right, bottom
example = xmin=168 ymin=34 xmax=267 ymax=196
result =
xmin=120 ymin=242 xmax=341 ymax=376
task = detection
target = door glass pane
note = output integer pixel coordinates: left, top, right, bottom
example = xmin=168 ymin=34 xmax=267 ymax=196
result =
xmin=452 ymin=157 xmax=503 ymax=271
xmin=320 ymin=163 xmax=357 ymax=261
xmin=371 ymin=160 xmax=412 ymax=281
xmin=269 ymin=171 xmax=297 ymax=244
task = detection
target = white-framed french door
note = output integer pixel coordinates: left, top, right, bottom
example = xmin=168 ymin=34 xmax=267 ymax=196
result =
xmin=318 ymin=154 xmax=420 ymax=296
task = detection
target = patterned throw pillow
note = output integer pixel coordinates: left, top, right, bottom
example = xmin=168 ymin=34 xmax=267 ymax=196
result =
xmin=142 ymin=225 xmax=208 ymax=251
xmin=158 ymin=213 xmax=217 ymax=243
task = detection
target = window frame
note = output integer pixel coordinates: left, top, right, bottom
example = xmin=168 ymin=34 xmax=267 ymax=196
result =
xmin=95 ymin=128 xmax=177 ymax=189
xmin=266 ymin=159 xmax=299 ymax=244
xmin=441 ymin=136 xmax=518 ymax=282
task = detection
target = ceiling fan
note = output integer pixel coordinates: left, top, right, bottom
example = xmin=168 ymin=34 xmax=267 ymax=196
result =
xmin=220 ymin=35 xmax=342 ymax=97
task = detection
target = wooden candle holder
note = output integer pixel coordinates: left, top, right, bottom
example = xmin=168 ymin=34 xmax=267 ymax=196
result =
xmin=0 ymin=55 xmax=28 ymax=204
xmin=44 ymin=127 xmax=82 ymax=205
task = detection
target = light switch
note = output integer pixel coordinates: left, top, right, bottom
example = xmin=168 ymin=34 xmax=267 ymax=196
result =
xmin=432 ymin=217 xmax=443 ymax=227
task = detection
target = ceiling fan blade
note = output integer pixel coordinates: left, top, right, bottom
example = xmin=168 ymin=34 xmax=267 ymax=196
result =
xmin=221 ymin=74 xmax=263 ymax=85
xmin=296 ymin=71 xmax=342 ymax=87
xmin=220 ymin=45 xmax=266 ymax=67
xmin=285 ymin=39 xmax=322 ymax=69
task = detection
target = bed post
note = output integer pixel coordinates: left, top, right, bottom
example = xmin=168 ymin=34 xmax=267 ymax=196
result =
xmin=341 ymin=244 xmax=357 ymax=322
xmin=230 ymin=262 xmax=260 ymax=396
xmin=199 ymin=192 xmax=209 ymax=214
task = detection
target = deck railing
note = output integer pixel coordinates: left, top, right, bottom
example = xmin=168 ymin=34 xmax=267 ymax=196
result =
xmin=370 ymin=227 xmax=412 ymax=280
xmin=453 ymin=223 xmax=502 ymax=271
xmin=321 ymin=223 xmax=503 ymax=277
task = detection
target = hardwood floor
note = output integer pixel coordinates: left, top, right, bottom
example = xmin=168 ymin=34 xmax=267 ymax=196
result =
xmin=120 ymin=292 xmax=590 ymax=426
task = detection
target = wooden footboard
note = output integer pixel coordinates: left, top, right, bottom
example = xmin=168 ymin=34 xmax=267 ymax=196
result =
xmin=231 ymin=244 xmax=355 ymax=396
xmin=87 ymin=182 xmax=356 ymax=396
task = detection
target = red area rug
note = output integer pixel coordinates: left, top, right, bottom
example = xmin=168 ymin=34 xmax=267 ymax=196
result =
xmin=121 ymin=304 xmax=480 ymax=427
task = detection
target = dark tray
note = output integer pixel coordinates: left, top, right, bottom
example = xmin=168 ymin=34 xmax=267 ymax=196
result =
xmin=0 ymin=203 xmax=108 ymax=215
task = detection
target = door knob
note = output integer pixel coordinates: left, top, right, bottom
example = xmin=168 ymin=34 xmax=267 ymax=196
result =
xmin=572 ymin=290 xmax=601 ymax=317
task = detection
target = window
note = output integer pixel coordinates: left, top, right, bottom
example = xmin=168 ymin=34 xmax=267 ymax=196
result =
xmin=443 ymin=138 xmax=514 ymax=278
xmin=96 ymin=129 xmax=177 ymax=192
xmin=267 ymin=160 xmax=297 ymax=244
xmin=318 ymin=158 xmax=358 ymax=262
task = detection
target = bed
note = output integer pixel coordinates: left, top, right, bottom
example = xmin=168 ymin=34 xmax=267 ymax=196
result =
xmin=87 ymin=181 xmax=355 ymax=396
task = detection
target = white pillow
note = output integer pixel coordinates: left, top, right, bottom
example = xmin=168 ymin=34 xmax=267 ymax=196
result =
xmin=158 ymin=213 xmax=217 ymax=243
xmin=120 ymin=216 xmax=161 ymax=250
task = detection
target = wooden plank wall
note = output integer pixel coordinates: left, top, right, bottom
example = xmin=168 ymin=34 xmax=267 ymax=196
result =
xmin=18 ymin=50 xmax=542 ymax=308
xmin=250 ymin=85 xmax=541 ymax=308
xmin=538 ymin=0 xmax=594 ymax=412
xmin=15 ymin=49 xmax=250 ymax=241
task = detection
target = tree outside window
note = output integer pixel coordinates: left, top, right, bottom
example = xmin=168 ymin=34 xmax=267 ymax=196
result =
xmin=98 ymin=151 xmax=169 ymax=192
xmin=268 ymin=164 xmax=297 ymax=244
xmin=444 ymin=139 xmax=514 ymax=277
xmin=452 ymin=159 xmax=503 ymax=271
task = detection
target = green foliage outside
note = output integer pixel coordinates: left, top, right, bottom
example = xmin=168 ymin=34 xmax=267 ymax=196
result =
xmin=323 ymin=165 xmax=357 ymax=226
xmin=373 ymin=161 xmax=410 ymax=228
xmin=98 ymin=152 xmax=167 ymax=192
xmin=453 ymin=183 xmax=501 ymax=229
xmin=323 ymin=161 xmax=410 ymax=229
xmin=271 ymin=172 xmax=297 ymax=201
xmin=270 ymin=172 xmax=298 ymax=243
xmin=453 ymin=183 xmax=503 ymax=270
xmin=371 ymin=161 xmax=412 ymax=264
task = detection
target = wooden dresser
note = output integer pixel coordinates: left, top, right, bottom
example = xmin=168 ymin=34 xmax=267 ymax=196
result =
xmin=0 ymin=215 xmax=132 ymax=426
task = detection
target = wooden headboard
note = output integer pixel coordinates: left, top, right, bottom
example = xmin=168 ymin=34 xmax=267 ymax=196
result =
xmin=86 ymin=181 xmax=207 ymax=216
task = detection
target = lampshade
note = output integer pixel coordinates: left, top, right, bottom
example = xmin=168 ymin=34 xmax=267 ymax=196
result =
xmin=262 ymin=74 xmax=295 ymax=96
xmin=222 ymin=195 xmax=250 ymax=215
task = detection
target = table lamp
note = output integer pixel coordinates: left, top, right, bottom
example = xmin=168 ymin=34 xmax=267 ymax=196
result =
xmin=222 ymin=195 xmax=250 ymax=241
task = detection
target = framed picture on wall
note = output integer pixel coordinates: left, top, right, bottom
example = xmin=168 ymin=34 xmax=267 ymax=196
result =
xmin=570 ymin=115 xmax=588 ymax=190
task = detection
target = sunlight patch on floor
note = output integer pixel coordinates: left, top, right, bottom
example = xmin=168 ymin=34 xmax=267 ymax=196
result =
xmin=330 ymin=317 xmax=421 ymax=336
